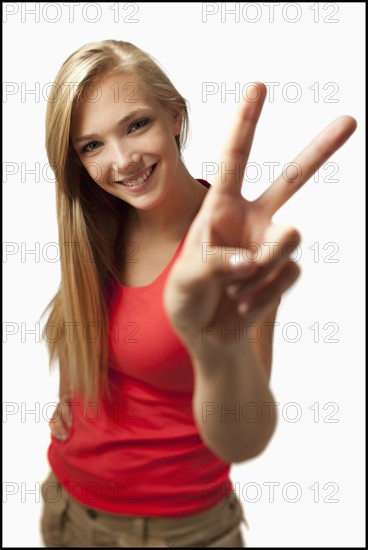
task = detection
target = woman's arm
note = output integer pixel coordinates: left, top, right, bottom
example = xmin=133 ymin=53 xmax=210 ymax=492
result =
xmin=253 ymin=297 xmax=281 ymax=383
xmin=190 ymin=341 xmax=277 ymax=464
xmin=189 ymin=298 xmax=281 ymax=464
xmin=163 ymin=88 xmax=356 ymax=465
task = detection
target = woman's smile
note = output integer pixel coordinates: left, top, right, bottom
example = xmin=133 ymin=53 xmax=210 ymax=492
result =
xmin=115 ymin=162 xmax=158 ymax=190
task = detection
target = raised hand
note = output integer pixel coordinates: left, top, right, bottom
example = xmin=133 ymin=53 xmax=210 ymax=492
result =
xmin=163 ymin=83 xmax=357 ymax=354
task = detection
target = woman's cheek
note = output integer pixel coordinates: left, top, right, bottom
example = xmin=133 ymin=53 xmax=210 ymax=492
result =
xmin=84 ymin=159 xmax=105 ymax=183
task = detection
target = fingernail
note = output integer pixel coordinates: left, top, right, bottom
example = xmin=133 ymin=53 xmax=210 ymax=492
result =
xmin=238 ymin=303 xmax=249 ymax=315
xmin=227 ymin=283 xmax=242 ymax=296
xmin=55 ymin=433 xmax=67 ymax=441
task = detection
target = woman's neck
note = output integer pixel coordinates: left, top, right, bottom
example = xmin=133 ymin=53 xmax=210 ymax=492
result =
xmin=123 ymin=161 xmax=208 ymax=243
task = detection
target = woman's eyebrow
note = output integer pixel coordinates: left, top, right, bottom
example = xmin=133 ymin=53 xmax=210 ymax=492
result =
xmin=74 ymin=108 xmax=152 ymax=144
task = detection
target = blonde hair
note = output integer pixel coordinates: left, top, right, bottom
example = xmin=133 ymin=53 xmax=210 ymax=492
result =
xmin=41 ymin=40 xmax=190 ymax=402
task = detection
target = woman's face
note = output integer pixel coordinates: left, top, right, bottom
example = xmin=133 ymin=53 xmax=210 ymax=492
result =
xmin=70 ymin=73 xmax=182 ymax=209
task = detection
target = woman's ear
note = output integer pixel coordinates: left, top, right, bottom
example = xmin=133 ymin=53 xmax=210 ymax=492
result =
xmin=171 ymin=108 xmax=183 ymax=137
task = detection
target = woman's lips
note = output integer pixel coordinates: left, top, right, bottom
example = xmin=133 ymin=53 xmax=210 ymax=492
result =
xmin=115 ymin=162 xmax=157 ymax=188
xmin=115 ymin=163 xmax=157 ymax=185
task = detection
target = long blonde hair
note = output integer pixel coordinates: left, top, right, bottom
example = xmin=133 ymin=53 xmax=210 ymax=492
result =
xmin=41 ymin=40 xmax=190 ymax=402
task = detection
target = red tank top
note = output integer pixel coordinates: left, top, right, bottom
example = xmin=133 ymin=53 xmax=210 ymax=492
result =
xmin=47 ymin=179 xmax=233 ymax=516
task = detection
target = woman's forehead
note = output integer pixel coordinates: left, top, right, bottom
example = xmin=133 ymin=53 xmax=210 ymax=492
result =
xmin=84 ymin=73 xmax=156 ymax=106
xmin=70 ymin=74 xmax=162 ymax=138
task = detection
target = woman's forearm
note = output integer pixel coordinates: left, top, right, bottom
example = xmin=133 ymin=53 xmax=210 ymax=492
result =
xmin=190 ymin=342 xmax=278 ymax=464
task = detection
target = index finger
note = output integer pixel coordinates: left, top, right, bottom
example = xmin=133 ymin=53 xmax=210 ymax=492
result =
xmin=212 ymin=82 xmax=267 ymax=194
xmin=256 ymin=115 xmax=357 ymax=217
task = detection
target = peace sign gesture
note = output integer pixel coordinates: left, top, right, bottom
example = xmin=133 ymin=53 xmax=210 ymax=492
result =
xmin=163 ymin=83 xmax=357 ymax=355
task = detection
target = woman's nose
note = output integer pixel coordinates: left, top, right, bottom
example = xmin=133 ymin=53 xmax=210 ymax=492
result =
xmin=108 ymin=143 xmax=142 ymax=179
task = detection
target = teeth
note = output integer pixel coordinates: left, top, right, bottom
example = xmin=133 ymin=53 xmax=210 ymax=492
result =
xmin=123 ymin=165 xmax=153 ymax=186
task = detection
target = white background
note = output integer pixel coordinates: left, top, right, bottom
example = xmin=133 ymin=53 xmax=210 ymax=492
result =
xmin=3 ymin=2 xmax=365 ymax=547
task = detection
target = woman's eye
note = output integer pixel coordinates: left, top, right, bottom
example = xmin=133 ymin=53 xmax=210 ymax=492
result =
xmin=129 ymin=119 xmax=150 ymax=132
xmin=82 ymin=141 xmax=101 ymax=153
xmin=80 ymin=119 xmax=150 ymax=153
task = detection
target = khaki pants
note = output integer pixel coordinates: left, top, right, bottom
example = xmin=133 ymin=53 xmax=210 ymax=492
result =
xmin=40 ymin=470 xmax=248 ymax=547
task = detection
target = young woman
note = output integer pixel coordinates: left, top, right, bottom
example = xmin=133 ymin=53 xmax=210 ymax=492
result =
xmin=40 ymin=39 xmax=356 ymax=547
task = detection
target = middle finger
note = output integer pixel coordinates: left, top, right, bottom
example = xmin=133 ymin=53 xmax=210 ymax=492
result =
xmin=256 ymin=115 xmax=357 ymax=217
